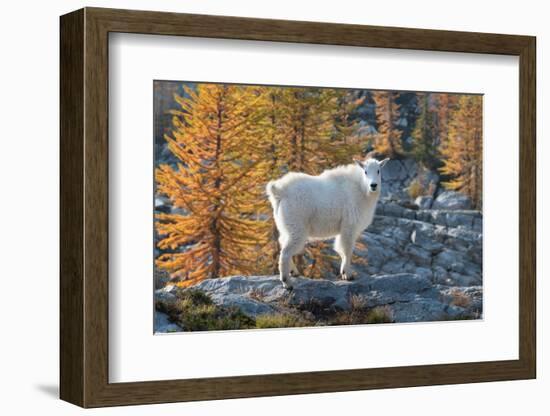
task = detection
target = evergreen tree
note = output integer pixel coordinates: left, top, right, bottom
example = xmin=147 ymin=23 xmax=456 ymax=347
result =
xmin=328 ymin=90 xmax=365 ymax=165
xmin=411 ymin=93 xmax=438 ymax=169
xmin=372 ymin=91 xmax=403 ymax=157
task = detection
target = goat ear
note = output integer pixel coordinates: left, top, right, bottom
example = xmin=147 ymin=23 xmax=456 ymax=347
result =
xmin=379 ymin=158 xmax=390 ymax=168
xmin=353 ymin=158 xmax=365 ymax=168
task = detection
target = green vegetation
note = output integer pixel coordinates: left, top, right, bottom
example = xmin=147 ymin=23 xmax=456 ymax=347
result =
xmin=255 ymin=314 xmax=311 ymax=329
xmin=157 ymin=289 xmax=255 ymax=331
xmin=157 ymin=289 xmax=397 ymax=331
xmin=332 ymin=298 xmax=395 ymax=325
xmin=410 ymin=93 xmax=438 ymax=169
xmin=365 ymin=306 xmax=395 ymax=324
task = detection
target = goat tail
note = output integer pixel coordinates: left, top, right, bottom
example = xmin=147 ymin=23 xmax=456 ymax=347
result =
xmin=266 ymin=180 xmax=283 ymax=211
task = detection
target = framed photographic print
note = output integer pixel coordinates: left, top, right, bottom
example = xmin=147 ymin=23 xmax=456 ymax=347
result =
xmin=60 ymin=7 xmax=536 ymax=408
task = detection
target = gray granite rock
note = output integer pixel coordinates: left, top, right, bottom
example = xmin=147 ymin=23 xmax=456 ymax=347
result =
xmin=154 ymin=310 xmax=183 ymax=333
xmin=415 ymin=195 xmax=433 ymax=209
xmin=154 ymin=272 xmax=481 ymax=329
xmin=432 ymin=191 xmax=472 ymax=210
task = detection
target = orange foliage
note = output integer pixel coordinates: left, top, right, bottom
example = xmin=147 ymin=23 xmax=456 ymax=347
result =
xmin=155 ymin=84 xmax=272 ymax=285
xmin=155 ymin=84 xmax=366 ymax=284
xmin=439 ymin=95 xmax=483 ymax=208
xmin=154 ymin=83 xmax=482 ymax=286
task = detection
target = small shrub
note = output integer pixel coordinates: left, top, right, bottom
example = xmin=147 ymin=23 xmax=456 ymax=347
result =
xmin=163 ymin=289 xmax=255 ymax=331
xmin=255 ymin=314 xmax=311 ymax=329
xmin=182 ymin=289 xmax=214 ymax=306
xmin=366 ymin=306 xmax=394 ymax=324
xmin=330 ymin=296 xmax=397 ymax=326
xmin=442 ymin=312 xmax=479 ymax=321
xmin=449 ymin=290 xmax=471 ymax=308
xmin=179 ymin=303 xmax=255 ymax=331
xmin=295 ymin=298 xmax=332 ymax=317
xmin=349 ymin=294 xmax=367 ymax=311
xmin=407 ymin=178 xmax=424 ymax=199
xmin=329 ymin=294 xmax=368 ymax=325
xmin=331 ymin=311 xmax=359 ymax=325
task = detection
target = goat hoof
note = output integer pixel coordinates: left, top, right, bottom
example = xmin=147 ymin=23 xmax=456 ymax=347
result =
xmin=281 ymin=278 xmax=294 ymax=290
xmin=341 ymin=273 xmax=354 ymax=281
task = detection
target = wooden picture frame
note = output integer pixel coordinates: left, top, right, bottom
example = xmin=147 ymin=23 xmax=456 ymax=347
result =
xmin=60 ymin=7 xmax=536 ymax=408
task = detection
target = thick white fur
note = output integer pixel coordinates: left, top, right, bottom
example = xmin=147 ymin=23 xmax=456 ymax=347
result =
xmin=267 ymin=158 xmax=388 ymax=289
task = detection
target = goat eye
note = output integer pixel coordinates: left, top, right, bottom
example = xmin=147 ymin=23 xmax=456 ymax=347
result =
xmin=378 ymin=170 xmax=380 ymax=175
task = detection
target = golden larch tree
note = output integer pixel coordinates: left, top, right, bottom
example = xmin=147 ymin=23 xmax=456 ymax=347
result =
xmin=155 ymin=83 xmax=376 ymax=283
xmin=271 ymin=87 xmax=364 ymax=278
xmin=155 ymin=84 xmax=272 ymax=286
xmin=252 ymin=86 xmax=287 ymax=273
xmin=273 ymin=87 xmax=336 ymax=277
xmin=275 ymin=87 xmax=338 ymax=173
xmin=433 ymin=93 xmax=459 ymax=149
xmin=439 ymin=95 xmax=483 ymax=208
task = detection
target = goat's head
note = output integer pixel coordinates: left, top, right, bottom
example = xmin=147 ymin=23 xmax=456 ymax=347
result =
xmin=354 ymin=157 xmax=390 ymax=194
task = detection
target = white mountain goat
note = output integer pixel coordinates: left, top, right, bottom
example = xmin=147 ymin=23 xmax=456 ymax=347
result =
xmin=266 ymin=157 xmax=389 ymax=289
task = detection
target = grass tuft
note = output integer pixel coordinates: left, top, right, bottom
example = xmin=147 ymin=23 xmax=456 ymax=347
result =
xmin=407 ymin=178 xmax=425 ymax=200
xmin=365 ymin=305 xmax=394 ymax=324
xmin=160 ymin=289 xmax=255 ymax=331
xmin=331 ymin=297 xmax=394 ymax=325
xmin=255 ymin=314 xmax=311 ymax=329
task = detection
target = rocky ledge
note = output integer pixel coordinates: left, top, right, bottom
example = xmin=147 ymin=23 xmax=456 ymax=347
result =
xmin=361 ymin=200 xmax=482 ymax=288
xmin=155 ymin=273 xmax=482 ymax=332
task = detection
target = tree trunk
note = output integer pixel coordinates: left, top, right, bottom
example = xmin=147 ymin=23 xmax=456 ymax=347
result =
xmin=211 ymin=91 xmax=224 ymax=278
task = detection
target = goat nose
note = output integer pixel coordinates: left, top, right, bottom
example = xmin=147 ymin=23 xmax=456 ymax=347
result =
xmin=370 ymin=183 xmax=378 ymax=190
